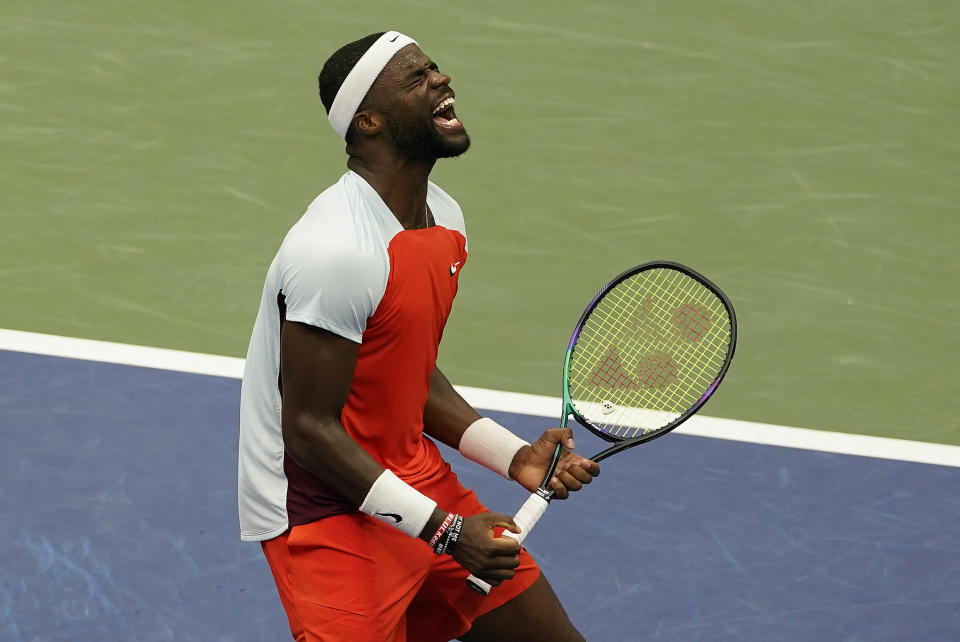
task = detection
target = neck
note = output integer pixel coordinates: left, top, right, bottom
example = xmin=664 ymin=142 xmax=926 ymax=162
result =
xmin=347 ymin=150 xmax=436 ymax=229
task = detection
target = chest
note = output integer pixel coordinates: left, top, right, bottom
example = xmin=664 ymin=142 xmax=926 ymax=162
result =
xmin=365 ymin=226 xmax=467 ymax=340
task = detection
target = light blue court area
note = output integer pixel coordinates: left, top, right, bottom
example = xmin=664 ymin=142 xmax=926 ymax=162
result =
xmin=2 ymin=349 xmax=959 ymax=641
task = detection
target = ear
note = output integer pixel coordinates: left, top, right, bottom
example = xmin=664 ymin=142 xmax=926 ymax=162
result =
xmin=353 ymin=110 xmax=384 ymax=137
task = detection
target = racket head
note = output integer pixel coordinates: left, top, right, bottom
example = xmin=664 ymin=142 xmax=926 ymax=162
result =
xmin=561 ymin=261 xmax=736 ymax=458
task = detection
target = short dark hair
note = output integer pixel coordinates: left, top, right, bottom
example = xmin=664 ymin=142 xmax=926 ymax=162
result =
xmin=318 ymin=32 xmax=385 ymax=114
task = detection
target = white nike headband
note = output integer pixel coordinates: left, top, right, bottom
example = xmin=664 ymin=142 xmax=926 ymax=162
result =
xmin=327 ymin=31 xmax=418 ymax=141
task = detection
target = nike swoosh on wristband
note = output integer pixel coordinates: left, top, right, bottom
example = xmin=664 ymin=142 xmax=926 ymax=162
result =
xmin=376 ymin=512 xmax=403 ymax=523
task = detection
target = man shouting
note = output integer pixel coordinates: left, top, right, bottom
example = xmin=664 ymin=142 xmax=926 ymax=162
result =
xmin=239 ymin=31 xmax=598 ymax=642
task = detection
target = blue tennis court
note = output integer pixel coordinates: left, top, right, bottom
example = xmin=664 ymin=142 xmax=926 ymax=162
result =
xmin=3 ymin=349 xmax=958 ymax=640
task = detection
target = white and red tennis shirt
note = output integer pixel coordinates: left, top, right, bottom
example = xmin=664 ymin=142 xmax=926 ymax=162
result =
xmin=238 ymin=171 xmax=468 ymax=542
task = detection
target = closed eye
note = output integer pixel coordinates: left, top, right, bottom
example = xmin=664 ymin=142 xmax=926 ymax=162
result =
xmin=405 ymin=69 xmax=425 ymax=88
xmin=405 ymin=61 xmax=438 ymax=87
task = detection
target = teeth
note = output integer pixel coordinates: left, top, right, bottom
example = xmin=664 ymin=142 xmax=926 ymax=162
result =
xmin=432 ymin=97 xmax=455 ymax=115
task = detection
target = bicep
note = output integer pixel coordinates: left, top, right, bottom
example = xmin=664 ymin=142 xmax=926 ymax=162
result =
xmin=280 ymin=321 xmax=387 ymax=505
xmin=280 ymin=321 xmax=358 ymax=440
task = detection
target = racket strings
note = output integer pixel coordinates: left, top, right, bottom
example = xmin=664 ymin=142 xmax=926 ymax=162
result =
xmin=573 ymin=277 xmax=722 ymax=399
xmin=627 ymin=270 xmax=730 ymax=385
xmin=587 ymin=277 xmax=728 ymax=415
xmin=567 ymin=268 xmax=732 ymax=438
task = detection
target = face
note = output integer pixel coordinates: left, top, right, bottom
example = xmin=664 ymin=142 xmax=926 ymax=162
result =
xmin=365 ymin=45 xmax=470 ymax=160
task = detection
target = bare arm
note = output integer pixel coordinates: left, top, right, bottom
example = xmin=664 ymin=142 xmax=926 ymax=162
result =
xmin=424 ymin=365 xmax=600 ymax=498
xmin=281 ymin=322 xmax=521 ymax=583
xmin=282 ymin=321 xmax=446 ymax=534
xmin=422 ymin=366 xmax=481 ymax=449
xmin=280 ymin=320 xmax=384 ymax=507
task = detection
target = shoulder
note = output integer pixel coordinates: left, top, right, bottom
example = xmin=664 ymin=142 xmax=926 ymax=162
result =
xmin=273 ymin=175 xmax=394 ymax=340
xmin=279 ymin=174 xmax=390 ymax=276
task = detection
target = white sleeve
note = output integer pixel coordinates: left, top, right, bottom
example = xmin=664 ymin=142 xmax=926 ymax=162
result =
xmin=276 ymin=229 xmax=387 ymax=344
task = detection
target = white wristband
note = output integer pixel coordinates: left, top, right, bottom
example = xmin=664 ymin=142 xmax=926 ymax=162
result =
xmin=359 ymin=469 xmax=436 ymax=538
xmin=459 ymin=418 xmax=530 ymax=479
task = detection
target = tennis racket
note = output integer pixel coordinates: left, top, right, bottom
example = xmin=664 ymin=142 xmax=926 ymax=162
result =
xmin=466 ymin=260 xmax=737 ymax=594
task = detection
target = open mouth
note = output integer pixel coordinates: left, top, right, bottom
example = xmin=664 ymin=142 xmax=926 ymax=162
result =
xmin=432 ymin=96 xmax=462 ymax=129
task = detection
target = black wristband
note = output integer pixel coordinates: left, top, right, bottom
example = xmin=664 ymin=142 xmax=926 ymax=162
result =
xmin=433 ymin=514 xmax=464 ymax=555
xmin=444 ymin=515 xmax=464 ymax=555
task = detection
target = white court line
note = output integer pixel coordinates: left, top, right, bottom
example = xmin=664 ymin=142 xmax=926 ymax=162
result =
xmin=2 ymin=327 xmax=959 ymax=469
xmin=0 ymin=328 xmax=245 ymax=379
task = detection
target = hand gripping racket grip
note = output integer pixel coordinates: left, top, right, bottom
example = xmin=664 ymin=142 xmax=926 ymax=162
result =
xmin=465 ymin=491 xmax=551 ymax=595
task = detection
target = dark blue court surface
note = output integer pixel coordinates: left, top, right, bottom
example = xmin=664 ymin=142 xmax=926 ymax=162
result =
xmin=2 ymin=350 xmax=959 ymax=641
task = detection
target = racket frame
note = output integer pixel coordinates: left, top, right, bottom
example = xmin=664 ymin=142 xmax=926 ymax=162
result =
xmin=465 ymin=260 xmax=737 ymax=595
xmin=563 ymin=260 xmax=737 ymax=463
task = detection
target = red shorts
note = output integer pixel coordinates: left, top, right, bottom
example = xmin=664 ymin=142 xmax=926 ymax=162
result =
xmin=261 ymin=468 xmax=541 ymax=642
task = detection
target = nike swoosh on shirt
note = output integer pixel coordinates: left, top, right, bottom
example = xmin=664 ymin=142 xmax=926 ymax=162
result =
xmin=450 ymin=261 xmax=462 ymax=276
xmin=376 ymin=512 xmax=403 ymax=523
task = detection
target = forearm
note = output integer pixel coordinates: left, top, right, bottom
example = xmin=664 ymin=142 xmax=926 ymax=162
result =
xmin=282 ymin=413 xmax=385 ymax=507
xmin=423 ymin=368 xmax=530 ymax=480
xmin=279 ymin=322 xmax=450 ymax=542
xmin=422 ymin=366 xmax=481 ymax=448
xmin=283 ymin=413 xmax=448 ymax=540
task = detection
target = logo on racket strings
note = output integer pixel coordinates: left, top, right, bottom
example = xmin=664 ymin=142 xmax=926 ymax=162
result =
xmin=585 ymin=302 xmax=713 ymax=390
xmin=588 ymin=347 xmax=679 ymax=390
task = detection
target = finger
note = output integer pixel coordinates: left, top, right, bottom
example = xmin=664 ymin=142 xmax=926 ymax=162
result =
xmin=492 ymin=521 xmax=522 ymax=534
xmin=581 ymin=458 xmax=600 ymax=476
xmin=483 ymin=554 xmax=521 ymax=571
xmin=562 ymin=462 xmax=594 ymax=485
xmin=558 ymin=453 xmax=599 ymax=477
xmin=542 ymin=427 xmax=575 ymax=450
xmin=556 ymin=469 xmax=583 ymax=493
xmin=564 ymin=453 xmax=599 ymax=475
xmin=485 ymin=513 xmax=521 ymax=534
xmin=549 ymin=475 xmax=570 ymax=500
xmin=489 ymin=537 xmax=522 ymax=556
xmin=558 ymin=428 xmax=575 ymax=449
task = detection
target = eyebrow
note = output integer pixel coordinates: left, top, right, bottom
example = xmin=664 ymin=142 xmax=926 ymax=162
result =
xmin=402 ymin=57 xmax=438 ymax=78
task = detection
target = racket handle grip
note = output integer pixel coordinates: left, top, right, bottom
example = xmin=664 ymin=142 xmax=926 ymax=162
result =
xmin=465 ymin=491 xmax=551 ymax=595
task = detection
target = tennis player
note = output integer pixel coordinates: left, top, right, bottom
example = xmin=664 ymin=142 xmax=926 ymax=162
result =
xmin=238 ymin=31 xmax=599 ymax=641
